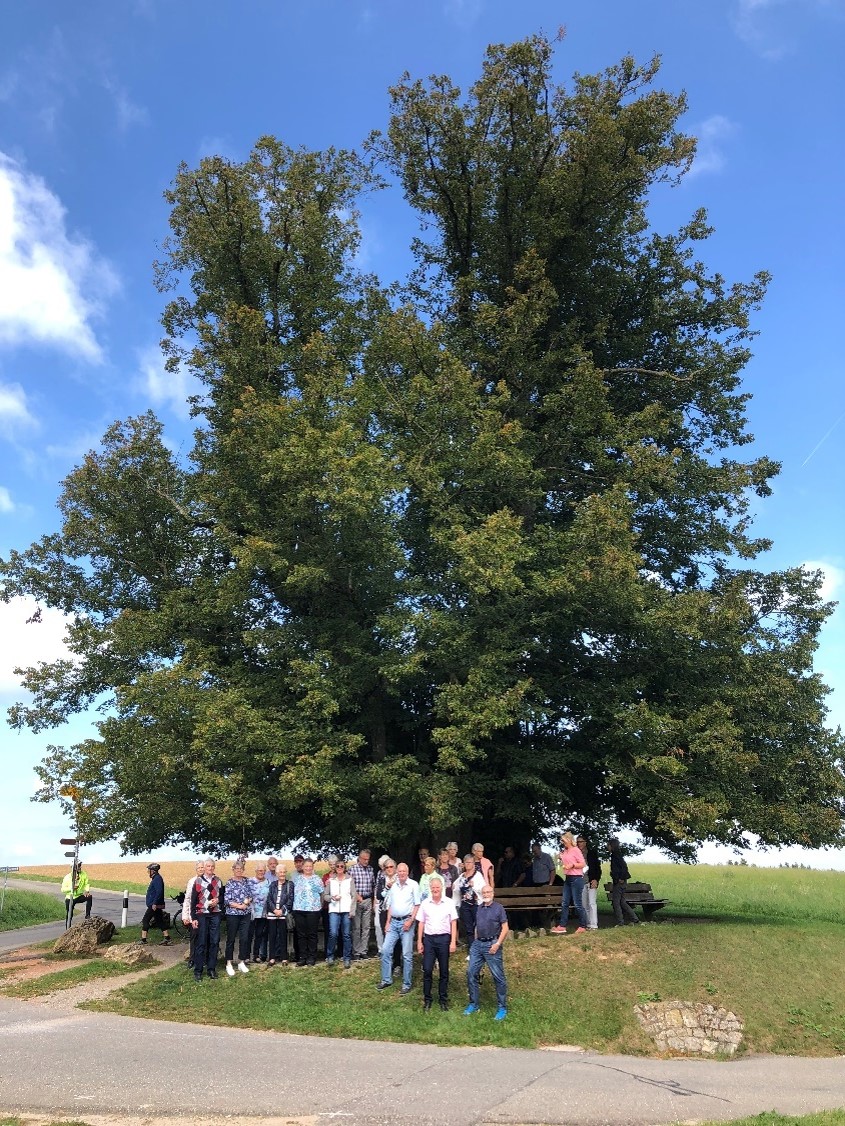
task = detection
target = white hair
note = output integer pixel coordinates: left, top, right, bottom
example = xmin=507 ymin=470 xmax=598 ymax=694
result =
xmin=377 ymin=854 xmax=391 ymax=869
xmin=428 ymin=875 xmax=445 ymax=889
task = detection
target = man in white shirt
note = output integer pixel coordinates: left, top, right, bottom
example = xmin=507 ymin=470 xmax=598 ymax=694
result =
xmin=377 ymin=862 xmax=421 ymax=995
xmin=415 ymin=875 xmax=458 ymax=1011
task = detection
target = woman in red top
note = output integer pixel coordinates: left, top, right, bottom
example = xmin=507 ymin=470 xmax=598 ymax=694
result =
xmin=551 ymin=832 xmax=588 ymax=934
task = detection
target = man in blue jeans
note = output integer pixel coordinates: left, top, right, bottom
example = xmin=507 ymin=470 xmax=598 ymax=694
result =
xmin=377 ymin=862 xmax=421 ymax=994
xmin=465 ymin=883 xmax=509 ymax=1020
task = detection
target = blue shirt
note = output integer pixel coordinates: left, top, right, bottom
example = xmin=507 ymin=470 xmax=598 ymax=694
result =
xmin=475 ymin=901 xmax=508 ymax=942
xmin=225 ymin=876 xmax=253 ymax=916
xmin=146 ymin=873 xmax=164 ymax=908
xmin=385 ymin=878 xmax=421 ymax=918
xmin=292 ymin=874 xmax=324 ymax=912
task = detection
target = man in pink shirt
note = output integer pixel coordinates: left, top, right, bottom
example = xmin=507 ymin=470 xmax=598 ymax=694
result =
xmin=415 ymin=875 xmax=458 ymax=1011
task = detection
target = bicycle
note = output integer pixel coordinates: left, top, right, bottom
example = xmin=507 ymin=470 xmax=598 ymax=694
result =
xmin=171 ymin=892 xmax=189 ymax=940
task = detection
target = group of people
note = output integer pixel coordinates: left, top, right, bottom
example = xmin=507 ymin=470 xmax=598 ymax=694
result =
xmin=170 ymin=842 xmax=510 ymax=1017
xmin=158 ymin=835 xmax=640 ymax=1019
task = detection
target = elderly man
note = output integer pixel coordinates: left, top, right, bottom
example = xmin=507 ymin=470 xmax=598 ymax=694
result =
xmin=349 ymin=848 xmax=375 ymax=960
xmin=416 ymin=875 xmax=458 ymax=1011
xmin=377 ymin=862 xmax=421 ymax=995
xmin=190 ymin=858 xmax=223 ymax=982
xmin=465 ymin=884 xmax=509 ymax=1021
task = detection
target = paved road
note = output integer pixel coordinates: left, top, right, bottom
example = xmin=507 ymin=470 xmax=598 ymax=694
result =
xmin=0 ymin=996 xmax=842 ymax=1125
xmin=0 ymin=878 xmax=148 ymax=954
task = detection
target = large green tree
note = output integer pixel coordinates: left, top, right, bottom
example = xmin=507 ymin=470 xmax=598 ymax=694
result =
xmin=3 ymin=38 xmax=843 ymax=858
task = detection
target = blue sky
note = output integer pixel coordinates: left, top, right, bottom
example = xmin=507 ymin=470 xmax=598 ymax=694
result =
xmin=0 ymin=0 xmax=842 ymax=868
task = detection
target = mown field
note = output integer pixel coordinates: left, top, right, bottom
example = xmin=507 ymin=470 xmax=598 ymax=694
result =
xmin=80 ymin=862 xmax=845 ymax=1057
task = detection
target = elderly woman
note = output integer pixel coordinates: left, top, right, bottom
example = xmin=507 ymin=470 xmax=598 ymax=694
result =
xmin=266 ymin=864 xmax=294 ymax=965
xmin=182 ymin=859 xmax=204 ymax=969
xmin=292 ymin=858 xmax=324 ymax=967
xmin=324 ymin=858 xmax=356 ymax=968
xmin=551 ymin=832 xmax=588 ymax=935
xmin=418 ymin=855 xmax=438 ymax=900
xmin=250 ymin=861 xmax=272 ymax=963
xmin=224 ymin=861 xmax=253 ymax=976
xmin=375 ymin=857 xmax=400 ymax=969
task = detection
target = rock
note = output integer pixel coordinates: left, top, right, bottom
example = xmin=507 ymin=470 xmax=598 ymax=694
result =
xmin=77 ymin=915 xmax=116 ymax=944
xmin=634 ymin=1000 xmax=745 ymax=1057
xmin=102 ymin=942 xmax=155 ymax=967
xmin=53 ymin=927 xmax=99 ymax=957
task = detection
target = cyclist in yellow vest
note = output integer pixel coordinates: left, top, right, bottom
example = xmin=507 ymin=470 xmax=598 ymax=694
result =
xmin=61 ymin=862 xmax=92 ymax=924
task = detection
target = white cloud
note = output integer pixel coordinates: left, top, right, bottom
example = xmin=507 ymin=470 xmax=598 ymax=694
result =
xmin=443 ymin=0 xmax=482 ymax=27
xmin=0 ymin=154 xmax=118 ymax=360
xmin=137 ymin=345 xmax=201 ymax=420
xmin=732 ymin=0 xmax=844 ymax=58
xmin=0 ymin=596 xmax=73 ymax=695
xmin=802 ymin=560 xmax=844 ymax=602
xmin=0 ymin=486 xmax=15 ymax=513
xmin=687 ymin=115 xmax=739 ymax=179
xmin=102 ymin=78 xmax=148 ymax=132
xmin=0 ymin=379 xmax=37 ymax=434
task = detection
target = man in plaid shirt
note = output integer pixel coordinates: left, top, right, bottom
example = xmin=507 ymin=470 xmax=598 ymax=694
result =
xmin=349 ymin=848 xmax=375 ymax=959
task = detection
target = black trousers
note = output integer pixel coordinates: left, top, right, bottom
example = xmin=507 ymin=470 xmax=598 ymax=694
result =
xmin=141 ymin=906 xmax=168 ymax=932
xmin=293 ymin=910 xmax=320 ymax=964
xmin=225 ymin=914 xmax=251 ymax=962
xmin=422 ymin=933 xmax=451 ymax=1003
xmin=268 ymin=917 xmax=288 ymax=961
xmin=459 ymin=901 xmax=477 ymax=943
xmin=65 ymin=895 xmax=91 ymax=924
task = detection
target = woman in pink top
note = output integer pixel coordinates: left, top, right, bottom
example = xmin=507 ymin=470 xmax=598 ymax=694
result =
xmin=551 ymin=832 xmax=588 ymax=934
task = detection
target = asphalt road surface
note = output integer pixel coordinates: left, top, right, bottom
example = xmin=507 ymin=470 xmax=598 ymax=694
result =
xmin=0 ymin=996 xmax=843 ymax=1125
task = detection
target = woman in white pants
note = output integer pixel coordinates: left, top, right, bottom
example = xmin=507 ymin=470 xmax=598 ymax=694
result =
xmin=577 ymin=835 xmax=601 ymax=930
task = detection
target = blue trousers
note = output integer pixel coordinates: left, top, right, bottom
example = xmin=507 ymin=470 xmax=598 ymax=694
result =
xmin=195 ymin=913 xmax=221 ymax=977
xmin=467 ymin=938 xmax=507 ymax=1009
xmin=327 ymin=911 xmax=352 ymax=962
xmin=380 ymin=917 xmax=414 ymax=988
xmin=560 ymin=875 xmax=588 ymax=928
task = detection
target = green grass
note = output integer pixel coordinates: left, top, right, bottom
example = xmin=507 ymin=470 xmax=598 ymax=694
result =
xmin=87 ymin=863 xmax=845 ymax=1056
xmin=0 ymin=889 xmax=65 ymax=931
xmin=632 ymin=863 xmax=845 ymax=925
xmin=0 ymin=956 xmax=150 ymax=999
xmin=695 ymin=1115 xmax=845 ymax=1126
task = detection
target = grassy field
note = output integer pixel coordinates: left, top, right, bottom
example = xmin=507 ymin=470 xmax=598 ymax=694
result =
xmin=0 ymin=889 xmax=65 ymax=932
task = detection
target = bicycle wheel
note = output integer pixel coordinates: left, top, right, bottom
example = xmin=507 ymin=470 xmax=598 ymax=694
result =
xmin=171 ymin=911 xmax=188 ymax=940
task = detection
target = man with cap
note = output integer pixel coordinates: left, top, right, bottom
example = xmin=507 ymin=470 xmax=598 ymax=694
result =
xmin=140 ymin=862 xmax=171 ymax=945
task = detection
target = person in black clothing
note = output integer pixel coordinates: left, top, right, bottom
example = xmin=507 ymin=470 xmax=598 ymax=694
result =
xmin=608 ymin=838 xmax=639 ymax=926
xmin=495 ymin=845 xmax=525 ymax=889
xmin=576 ymin=835 xmax=602 ymax=931
xmin=140 ymin=863 xmax=171 ymax=946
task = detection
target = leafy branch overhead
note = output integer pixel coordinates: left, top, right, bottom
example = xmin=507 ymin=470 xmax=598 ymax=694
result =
xmin=2 ymin=36 xmax=842 ymax=857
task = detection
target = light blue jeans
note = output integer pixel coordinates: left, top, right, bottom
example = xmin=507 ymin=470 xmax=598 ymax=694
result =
xmin=560 ymin=874 xmax=588 ymax=928
xmin=380 ymin=916 xmax=414 ymax=988
xmin=327 ymin=911 xmax=351 ymax=962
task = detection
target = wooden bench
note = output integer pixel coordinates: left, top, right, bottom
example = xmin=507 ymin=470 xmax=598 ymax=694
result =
xmin=603 ymin=881 xmax=669 ymax=920
xmin=495 ymin=884 xmax=560 ymax=925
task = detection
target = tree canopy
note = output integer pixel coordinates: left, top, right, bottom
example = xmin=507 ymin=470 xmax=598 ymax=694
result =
xmin=3 ymin=36 xmax=843 ymax=859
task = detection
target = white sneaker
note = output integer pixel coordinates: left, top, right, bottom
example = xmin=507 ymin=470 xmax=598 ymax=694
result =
xmin=225 ymin=963 xmax=236 ymax=977
xmin=238 ymin=961 xmax=249 ymax=974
